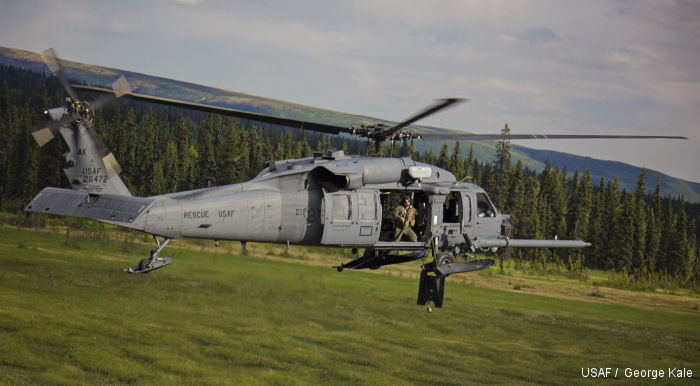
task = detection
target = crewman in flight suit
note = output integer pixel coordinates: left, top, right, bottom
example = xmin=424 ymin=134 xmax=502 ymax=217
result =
xmin=393 ymin=195 xmax=418 ymax=242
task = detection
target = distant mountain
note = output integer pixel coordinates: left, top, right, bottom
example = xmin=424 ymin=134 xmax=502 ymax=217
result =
xmin=2 ymin=46 xmax=698 ymax=201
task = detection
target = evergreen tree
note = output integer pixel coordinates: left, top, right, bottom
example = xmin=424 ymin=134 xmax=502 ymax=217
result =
xmin=298 ymin=135 xmax=312 ymax=158
xmin=449 ymin=141 xmax=464 ymax=179
xmin=575 ymin=169 xmax=593 ymax=239
xmin=566 ymin=169 xmax=580 ymax=237
xmin=541 ymin=164 xmax=567 ymax=241
xmin=175 ymin=113 xmax=189 ymax=188
xmin=494 ymin=124 xmax=512 ymax=210
xmin=424 ymin=145 xmax=435 ymax=166
xmin=496 ymin=124 xmax=512 ymax=170
xmin=600 ymin=178 xmax=621 ymax=269
xmin=138 ymin=109 xmax=156 ymax=195
xmin=617 ymin=194 xmax=636 ymax=272
xmin=465 ymin=143 xmax=475 ymax=178
xmin=236 ymin=130 xmax=251 ymax=180
xmin=262 ymin=132 xmax=273 ymax=165
xmin=218 ymin=120 xmax=239 ymax=185
xmin=181 ymin=144 xmax=199 ymax=191
xmin=213 ymin=115 xmax=224 ymax=175
xmin=151 ymin=161 xmax=166 ymax=195
xmin=659 ymin=197 xmax=675 ymax=272
xmin=669 ymin=196 xmax=689 ymax=278
xmin=587 ymin=177 xmax=606 ymax=268
xmin=437 ymin=142 xmax=450 ymax=169
xmin=110 ymin=103 xmax=123 ymax=157
xmin=3 ymin=104 xmax=19 ymax=201
xmin=120 ymin=108 xmax=138 ymax=190
xmin=284 ymin=129 xmax=294 ymax=159
xmin=197 ymin=114 xmax=217 ymax=188
xmin=162 ymin=140 xmax=179 ymax=192
xmin=508 ymin=160 xmax=525 ymax=233
xmin=520 ymin=177 xmax=543 ymax=265
xmin=19 ymin=106 xmax=39 ymax=199
xmin=646 ymin=177 xmax=663 ymax=273
xmin=570 ymin=169 xmax=593 ymax=271
xmin=632 ymin=169 xmax=647 ymax=273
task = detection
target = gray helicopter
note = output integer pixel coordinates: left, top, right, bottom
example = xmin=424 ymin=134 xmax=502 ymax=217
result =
xmin=24 ymin=50 xmax=687 ymax=310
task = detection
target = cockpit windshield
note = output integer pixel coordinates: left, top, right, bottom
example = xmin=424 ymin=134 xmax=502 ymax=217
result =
xmin=476 ymin=192 xmax=496 ymax=218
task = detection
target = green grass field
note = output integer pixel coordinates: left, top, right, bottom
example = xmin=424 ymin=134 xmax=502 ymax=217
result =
xmin=0 ymin=225 xmax=698 ymax=384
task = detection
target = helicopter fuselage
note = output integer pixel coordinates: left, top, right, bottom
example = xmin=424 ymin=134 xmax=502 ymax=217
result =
xmin=127 ymin=150 xmax=508 ymax=253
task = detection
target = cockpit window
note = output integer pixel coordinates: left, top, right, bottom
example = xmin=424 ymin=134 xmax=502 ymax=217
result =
xmin=476 ymin=192 xmax=496 ymax=218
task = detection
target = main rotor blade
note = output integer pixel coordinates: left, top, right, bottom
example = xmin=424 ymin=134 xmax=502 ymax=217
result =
xmin=41 ymin=48 xmax=78 ymax=101
xmin=90 ymin=75 xmax=134 ymax=111
xmin=386 ymin=98 xmax=465 ymax=137
xmin=418 ymin=133 xmax=688 ymax=141
xmin=91 ymin=93 xmax=118 ymax=111
xmin=72 ymin=85 xmax=349 ymax=136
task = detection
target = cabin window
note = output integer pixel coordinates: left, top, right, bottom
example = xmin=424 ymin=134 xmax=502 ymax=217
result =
xmin=476 ymin=192 xmax=496 ymax=218
xmin=357 ymin=192 xmax=376 ymax=221
xmin=443 ymin=192 xmax=461 ymax=223
xmin=332 ymin=193 xmax=351 ymax=222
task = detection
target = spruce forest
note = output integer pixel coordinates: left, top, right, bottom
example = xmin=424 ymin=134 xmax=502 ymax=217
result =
xmin=1 ymin=65 xmax=697 ymax=292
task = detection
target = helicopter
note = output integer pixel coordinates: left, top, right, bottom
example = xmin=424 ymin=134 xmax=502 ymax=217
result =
xmin=24 ymin=50 xmax=687 ymax=311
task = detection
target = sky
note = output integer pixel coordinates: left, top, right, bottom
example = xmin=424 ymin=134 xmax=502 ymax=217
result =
xmin=1 ymin=0 xmax=699 ymax=182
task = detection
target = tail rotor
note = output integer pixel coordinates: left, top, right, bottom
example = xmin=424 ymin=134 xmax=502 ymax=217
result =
xmin=31 ymin=48 xmax=132 ymax=195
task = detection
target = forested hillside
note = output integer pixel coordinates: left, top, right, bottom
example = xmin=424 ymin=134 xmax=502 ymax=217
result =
xmin=0 ymin=65 xmax=697 ymax=291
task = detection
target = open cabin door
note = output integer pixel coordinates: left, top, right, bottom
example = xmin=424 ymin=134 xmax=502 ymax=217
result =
xmin=321 ymin=189 xmax=381 ymax=246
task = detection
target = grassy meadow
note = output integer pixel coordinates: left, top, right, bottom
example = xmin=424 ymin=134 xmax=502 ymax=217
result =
xmin=0 ymin=223 xmax=698 ymax=384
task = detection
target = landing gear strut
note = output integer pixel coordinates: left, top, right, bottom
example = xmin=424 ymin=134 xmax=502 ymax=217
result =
xmin=125 ymin=235 xmax=173 ymax=273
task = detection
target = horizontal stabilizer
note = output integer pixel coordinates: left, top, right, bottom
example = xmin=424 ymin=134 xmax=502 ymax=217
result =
xmin=25 ymin=187 xmax=154 ymax=224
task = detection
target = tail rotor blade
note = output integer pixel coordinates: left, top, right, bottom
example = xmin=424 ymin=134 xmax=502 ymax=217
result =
xmin=31 ymin=114 xmax=71 ymax=147
xmin=31 ymin=125 xmax=56 ymax=147
xmin=41 ymin=48 xmax=78 ymax=101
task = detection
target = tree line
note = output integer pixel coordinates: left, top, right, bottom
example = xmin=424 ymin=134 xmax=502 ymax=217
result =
xmin=0 ymin=65 xmax=697 ymax=290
